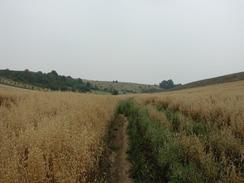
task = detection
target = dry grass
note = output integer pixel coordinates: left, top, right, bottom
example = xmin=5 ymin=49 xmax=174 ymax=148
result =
xmin=139 ymin=80 xmax=244 ymax=139
xmin=1 ymin=80 xmax=244 ymax=182
xmin=0 ymin=88 xmax=118 ymax=183
xmin=137 ymin=80 xmax=244 ymax=182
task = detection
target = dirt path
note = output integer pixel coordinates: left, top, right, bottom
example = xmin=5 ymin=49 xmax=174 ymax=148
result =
xmin=107 ymin=115 xmax=134 ymax=183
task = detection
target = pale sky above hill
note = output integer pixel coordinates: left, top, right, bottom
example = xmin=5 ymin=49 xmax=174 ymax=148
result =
xmin=0 ymin=0 xmax=243 ymax=84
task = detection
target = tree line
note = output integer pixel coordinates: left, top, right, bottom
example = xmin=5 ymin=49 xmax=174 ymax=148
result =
xmin=0 ymin=69 xmax=93 ymax=92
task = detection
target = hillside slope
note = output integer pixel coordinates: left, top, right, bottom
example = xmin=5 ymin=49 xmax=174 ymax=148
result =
xmin=88 ymin=80 xmax=160 ymax=94
xmin=0 ymin=69 xmax=161 ymax=94
xmin=175 ymin=71 xmax=244 ymax=90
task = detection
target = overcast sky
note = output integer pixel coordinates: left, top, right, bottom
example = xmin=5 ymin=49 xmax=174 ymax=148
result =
xmin=0 ymin=0 xmax=243 ymax=84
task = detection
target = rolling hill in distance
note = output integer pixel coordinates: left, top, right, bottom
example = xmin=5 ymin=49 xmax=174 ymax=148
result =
xmin=0 ymin=69 xmax=244 ymax=94
xmin=0 ymin=69 xmax=161 ymax=94
xmin=174 ymin=71 xmax=244 ymax=90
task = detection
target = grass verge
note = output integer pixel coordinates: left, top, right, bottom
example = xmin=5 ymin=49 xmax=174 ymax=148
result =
xmin=117 ymin=100 xmax=243 ymax=183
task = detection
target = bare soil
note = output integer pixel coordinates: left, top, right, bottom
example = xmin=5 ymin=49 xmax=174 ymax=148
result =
xmin=107 ymin=115 xmax=134 ymax=183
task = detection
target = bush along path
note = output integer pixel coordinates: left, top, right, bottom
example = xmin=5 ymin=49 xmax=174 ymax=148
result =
xmin=117 ymin=99 xmax=244 ymax=183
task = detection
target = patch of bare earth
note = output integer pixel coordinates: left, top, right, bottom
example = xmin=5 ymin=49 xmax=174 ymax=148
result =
xmin=107 ymin=115 xmax=134 ymax=183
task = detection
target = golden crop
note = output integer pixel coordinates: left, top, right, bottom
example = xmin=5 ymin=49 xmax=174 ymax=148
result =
xmin=0 ymin=80 xmax=243 ymax=182
xmin=138 ymin=81 xmax=244 ymax=182
xmin=0 ymin=88 xmax=118 ymax=183
xmin=140 ymin=80 xmax=244 ymax=139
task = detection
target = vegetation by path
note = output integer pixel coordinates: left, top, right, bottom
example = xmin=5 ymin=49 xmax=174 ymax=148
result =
xmin=154 ymin=104 xmax=244 ymax=183
xmin=117 ymin=99 xmax=244 ymax=183
xmin=117 ymin=100 xmax=175 ymax=183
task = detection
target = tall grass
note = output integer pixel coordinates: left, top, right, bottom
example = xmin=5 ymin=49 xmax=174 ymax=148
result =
xmin=118 ymin=99 xmax=243 ymax=182
xmin=118 ymin=100 xmax=203 ymax=183
xmin=1 ymin=80 xmax=244 ymax=182
xmin=135 ymin=81 xmax=244 ymax=182
xmin=0 ymin=89 xmax=118 ymax=182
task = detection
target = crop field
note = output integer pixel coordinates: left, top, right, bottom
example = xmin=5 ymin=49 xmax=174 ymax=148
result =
xmin=121 ymin=80 xmax=244 ymax=183
xmin=0 ymin=88 xmax=118 ymax=182
xmin=0 ymin=81 xmax=243 ymax=183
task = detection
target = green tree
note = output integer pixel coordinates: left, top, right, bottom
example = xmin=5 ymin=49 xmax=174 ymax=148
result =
xmin=159 ymin=79 xmax=175 ymax=89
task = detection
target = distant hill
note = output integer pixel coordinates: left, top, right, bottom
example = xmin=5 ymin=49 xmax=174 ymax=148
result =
xmin=0 ymin=69 xmax=161 ymax=94
xmin=88 ymin=80 xmax=161 ymax=94
xmin=175 ymin=71 xmax=244 ymax=90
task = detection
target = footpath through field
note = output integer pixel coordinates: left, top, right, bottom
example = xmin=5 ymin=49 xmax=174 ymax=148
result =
xmin=107 ymin=115 xmax=134 ymax=183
